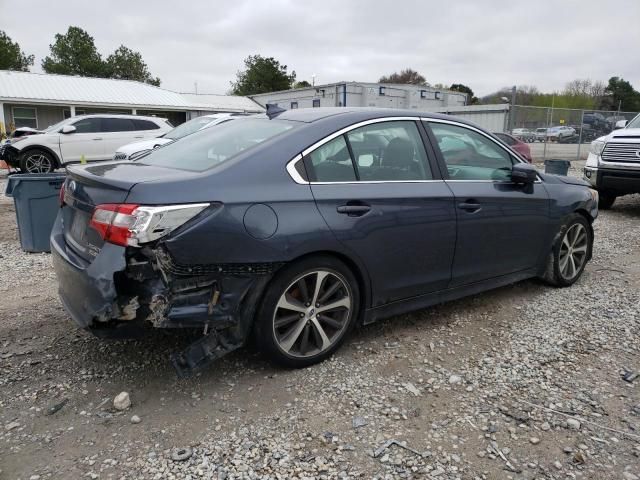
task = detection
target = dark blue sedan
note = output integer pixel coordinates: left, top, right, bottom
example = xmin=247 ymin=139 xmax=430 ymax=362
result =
xmin=51 ymin=108 xmax=598 ymax=375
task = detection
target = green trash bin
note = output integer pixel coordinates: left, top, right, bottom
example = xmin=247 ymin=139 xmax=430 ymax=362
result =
xmin=544 ymin=159 xmax=571 ymax=176
xmin=5 ymin=173 xmax=66 ymax=253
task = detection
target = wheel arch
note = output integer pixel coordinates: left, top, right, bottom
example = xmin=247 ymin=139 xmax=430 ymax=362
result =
xmin=19 ymin=145 xmax=61 ymax=168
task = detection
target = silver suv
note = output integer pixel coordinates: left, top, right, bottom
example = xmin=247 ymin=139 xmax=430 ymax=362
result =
xmin=584 ymin=114 xmax=640 ymax=209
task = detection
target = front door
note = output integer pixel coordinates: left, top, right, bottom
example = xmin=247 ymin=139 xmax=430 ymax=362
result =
xmin=425 ymin=120 xmax=550 ymax=287
xmin=59 ymin=117 xmax=104 ymax=163
xmin=306 ymin=119 xmax=457 ymax=307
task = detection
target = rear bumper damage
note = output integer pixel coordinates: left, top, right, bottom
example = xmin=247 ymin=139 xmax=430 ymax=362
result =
xmin=51 ymin=214 xmax=281 ymax=376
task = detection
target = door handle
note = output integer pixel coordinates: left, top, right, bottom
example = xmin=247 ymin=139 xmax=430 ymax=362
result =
xmin=458 ymin=201 xmax=481 ymax=213
xmin=134 ymin=136 xmax=143 ymax=139
xmin=92 ymin=138 xmax=103 ymax=141
xmin=337 ymin=203 xmax=371 ymax=216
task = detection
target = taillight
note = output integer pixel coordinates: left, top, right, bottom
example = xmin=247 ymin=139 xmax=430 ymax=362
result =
xmin=90 ymin=203 xmax=209 ymax=247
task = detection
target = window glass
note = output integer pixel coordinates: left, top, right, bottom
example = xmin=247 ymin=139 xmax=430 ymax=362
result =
xmin=13 ymin=107 xmax=37 ymax=129
xmin=102 ymin=118 xmax=136 ymax=132
xmin=304 ymin=135 xmax=356 ymax=182
xmin=138 ymin=118 xmax=295 ymax=172
xmin=428 ymin=122 xmax=514 ymax=181
xmin=495 ymin=133 xmax=516 ymax=146
xmin=72 ymin=118 xmax=102 ymax=133
xmin=312 ymin=99 xmax=320 ymax=108
xmin=133 ymin=119 xmax=160 ymax=130
xmin=346 ymin=121 xmax=431 ymax=181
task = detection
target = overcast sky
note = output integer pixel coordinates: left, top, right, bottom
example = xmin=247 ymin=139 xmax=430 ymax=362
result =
xmin=2 ymin=0 xmax=639 ymax=97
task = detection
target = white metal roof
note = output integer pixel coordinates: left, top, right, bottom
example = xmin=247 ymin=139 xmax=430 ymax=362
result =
xmin=0 ymin=70 xmax=263 ymax=112
xmin=180 ymin=93 xmax=263 ymax=113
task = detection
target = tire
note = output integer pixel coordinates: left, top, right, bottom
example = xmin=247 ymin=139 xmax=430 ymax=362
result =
xmin=541 ymin=213 xmax=592 ymax=287
xmin=254 ymin=255 xmax=360 ymax=368
xmin=19 ymin=149 xmax=56 ymax=173
xmin=598 ymin=192 xmax=616 ymax=210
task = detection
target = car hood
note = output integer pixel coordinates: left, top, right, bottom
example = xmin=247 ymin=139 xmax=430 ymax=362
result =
xmin=115 ymin=138 xmax=173 ymax=155
xmin=602 ymin=127 xmax=640 ymax=142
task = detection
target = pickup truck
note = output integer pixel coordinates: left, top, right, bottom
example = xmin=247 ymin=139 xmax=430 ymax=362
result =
xmin=584 ymin=114 xmax=640 ymax=209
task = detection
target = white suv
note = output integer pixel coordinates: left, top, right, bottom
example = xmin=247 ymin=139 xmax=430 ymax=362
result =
xmin=0 ymin=114 xmax=172 ymax=173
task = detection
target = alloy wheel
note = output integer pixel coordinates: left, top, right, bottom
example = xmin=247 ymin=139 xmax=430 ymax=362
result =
xmin=273 ymin=270 xmax=352 ymax=358
xmin=24 ymin=153 xmax=53 ymax=173
xmin=559 ymin=223 xmax=588 ymax=281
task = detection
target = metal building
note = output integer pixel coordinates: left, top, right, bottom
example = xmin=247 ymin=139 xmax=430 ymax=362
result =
xmin=0 ymin=70 xmax=263 ymax=134
xmin=250 ymin=82 xmax=468 ymax=110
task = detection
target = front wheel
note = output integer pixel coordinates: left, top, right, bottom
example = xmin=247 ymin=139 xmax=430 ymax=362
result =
xmin=254 ymin=255 xmax=359 ymax=368
xmin=541 ymin=214 xmax=592 ymax=287
xmin=19 ymin=149 xmax=56 ymax=173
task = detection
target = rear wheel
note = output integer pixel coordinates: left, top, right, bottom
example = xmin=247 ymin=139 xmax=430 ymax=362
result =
xmin=542 ymin=214 xmax=592 ymax=287
xmin=254 ymin=255 xmax=359 ymax=368
xmin=19 ymin=149 xmax=55 ymax=173
xmin=598 ymin=192 xmax=616 ymax=210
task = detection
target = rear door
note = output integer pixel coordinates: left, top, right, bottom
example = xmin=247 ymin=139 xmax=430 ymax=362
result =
xmin=424 ymin=120 xmax=550 ymax=287
xmin=132 ymin=118 xmax=164 ymax=139
xmin=303 ymin=118 xmax=456 ymax=307
xmin=101 ymin=117 xmax=140 ymax=159
xmin=58 ymin=117 xmax=104 ymax=163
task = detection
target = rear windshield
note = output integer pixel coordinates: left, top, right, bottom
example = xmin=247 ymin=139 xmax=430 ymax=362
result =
xmin=164 ymin=116 xmax=218 ymax=140
xmin=137 ymin=118 xmax=294 ymax=172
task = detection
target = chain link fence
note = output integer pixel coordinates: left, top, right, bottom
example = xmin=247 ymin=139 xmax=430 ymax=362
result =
xmin=504 ymin=105 xmax=639 ymax=162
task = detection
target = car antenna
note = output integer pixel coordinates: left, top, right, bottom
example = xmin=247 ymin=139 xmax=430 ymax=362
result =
xmin=265 ymin=103 xmax=286 ymax=119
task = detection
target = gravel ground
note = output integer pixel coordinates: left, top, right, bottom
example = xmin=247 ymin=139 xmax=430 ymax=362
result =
xmin=0 ymin=166 xmax=639 ymax=480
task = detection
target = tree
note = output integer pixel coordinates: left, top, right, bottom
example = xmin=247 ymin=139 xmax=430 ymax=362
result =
xmin=603 ymin=76 xmax=640 ymax=111
xmin=0 ymin=30 xmax=34 ymax=71
xmin=379 ymin=68 xmax=426 ymax=85
xmin=106 ymin=45 xmax=160 ymax=86
xmin=42 ymin=27 xmax=105 ymax=77
xmin=449 ymin=83 xmax=478 ymax=104
xmin=294 ymin=80 xmax=312 ymax=88
xmin=231 ymin=55 xmax=296 ymax=95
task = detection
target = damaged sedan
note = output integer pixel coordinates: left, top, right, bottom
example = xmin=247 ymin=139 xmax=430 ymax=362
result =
xmin=51 ymin=107 xmax=598 ymax=376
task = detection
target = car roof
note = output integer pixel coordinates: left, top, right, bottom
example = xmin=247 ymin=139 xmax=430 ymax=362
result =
xmin=69 ymin=113 xmax=167 ymax=121
xmin=261 ymin=107 xmax=462 ymax=124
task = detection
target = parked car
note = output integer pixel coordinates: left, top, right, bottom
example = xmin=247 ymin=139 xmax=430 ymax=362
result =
xmin=0 ymin=114 xmax=172 ymax=173
xmin=583 ymin=112 xmax=609 ymax=133
xmin=546 ymin=126 xmax=576 ymax=142
xmin=535 ymin=128 xmax=548 ymax=142
xmin=584 ymin=112 xmax=640 ymax=209
xmin=51 ymin=108 xmax=598 ymax=376
xmin=511 ymin=128 xmax=535 ymax=142
xmin=493 ymin=132 xmax=533 ymax=162
xmin=113 ymin=113 xmax=246 ymax=161
xmin=568 ymin=124 xmax=598 ymax=143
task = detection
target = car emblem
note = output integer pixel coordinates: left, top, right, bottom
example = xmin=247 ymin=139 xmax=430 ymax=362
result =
xmin=636 ymin=150 xmax=640 ymax=158
xmin=68 ymin=180 xmax=77 ymax=192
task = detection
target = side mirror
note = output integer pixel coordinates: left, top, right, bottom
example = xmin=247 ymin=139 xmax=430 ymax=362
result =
xmin=61 ymin=125 xmax=76 ymax=134
xmin=615 ymin=120 xmax=627 ymax=129
xmin=511 ymin=162 xmax=537 ymax=184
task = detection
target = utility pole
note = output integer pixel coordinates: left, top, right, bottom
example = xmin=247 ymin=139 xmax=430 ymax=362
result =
xmin=507 ymin=86 xmax=517 ymax=132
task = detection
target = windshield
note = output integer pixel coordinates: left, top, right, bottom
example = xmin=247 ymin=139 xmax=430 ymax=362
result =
xmin=164 ymin=116 xmax=220 ymax=140
xmin=44 ymin=119 xmax=71 ymax=133
xmin=627 ymin=114 xmax=640 ymax=129
xmin=137 ymin=118 xmax=295 ymax=172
